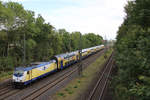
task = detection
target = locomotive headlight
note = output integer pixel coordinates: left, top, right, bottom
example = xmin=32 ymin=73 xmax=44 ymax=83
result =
xmin=12 ymin=76 xmax=15 ymax=82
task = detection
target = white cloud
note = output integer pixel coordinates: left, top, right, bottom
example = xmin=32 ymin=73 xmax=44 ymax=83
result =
xmin=42 ymin=0 xmax=127 ymax=40
xmin=1 ymin=0 xmax=128 ymax=40
xmin=1 ymin=0 xmax=30 ymax=2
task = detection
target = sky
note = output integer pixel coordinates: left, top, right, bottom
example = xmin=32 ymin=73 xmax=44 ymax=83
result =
xmin=2 ymin=0 xmax=128 ymax=40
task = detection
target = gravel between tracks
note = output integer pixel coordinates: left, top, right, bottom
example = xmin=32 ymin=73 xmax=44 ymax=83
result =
xmin=2 ymin=49 xmax=105 ymax=100
xmin=0 ymin=78 xmax=11 ymax=88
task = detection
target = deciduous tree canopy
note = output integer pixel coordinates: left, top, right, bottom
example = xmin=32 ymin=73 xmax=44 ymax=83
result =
xmin=0 ymin=1 xmax=103 ymax=72
xmin=113 ymin=0 xmax=150 ymax=100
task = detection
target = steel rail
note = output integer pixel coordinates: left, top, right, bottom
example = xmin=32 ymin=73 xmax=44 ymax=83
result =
xmin=88 ymin=53 xmax=113 ymax=100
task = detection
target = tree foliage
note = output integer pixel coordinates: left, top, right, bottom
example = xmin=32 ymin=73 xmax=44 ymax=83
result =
xmin=113 ymin=0 xmax=150 ymax=100
xmin=0 ymin=1 xmax=103 ymax=72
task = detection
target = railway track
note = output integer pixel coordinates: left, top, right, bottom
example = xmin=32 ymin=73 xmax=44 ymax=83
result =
xmin=0 ymin=83 xmax=21 ymax=100
xmin=0 ymin=84 xmax=11 ymax=90
xmin=0 ymin=89 xmax=20 ymax=100
xmin=88 ymin=52 xmax=114 ymax=100
xmin=0 ymin=84 xmax=21 ymax=100
xmin=0 ymin=49 xmax=105 ymax=100
xmin=22 ymin=65 xmax=78 ymax=100
xmin=0 ymin=86 xmax=13 ymax=95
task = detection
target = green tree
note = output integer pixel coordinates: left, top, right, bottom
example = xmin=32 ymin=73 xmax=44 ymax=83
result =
xmin=113 ymin=0 xmax=150 ymax=100
xmin=0 ymin=1 xmax=103 ymax=72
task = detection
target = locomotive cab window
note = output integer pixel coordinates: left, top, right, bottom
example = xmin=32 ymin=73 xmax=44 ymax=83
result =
xmin=14 ymin=70 xmax=24 ymax=77
xmin=27 ymin=71 xmax=29 ymax=74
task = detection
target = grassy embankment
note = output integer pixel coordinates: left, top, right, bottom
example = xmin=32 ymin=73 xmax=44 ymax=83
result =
xmin=0 ymin=71 xmax=13 ymax=81
xmin=52 ymin=49 xmax=113 ymax=100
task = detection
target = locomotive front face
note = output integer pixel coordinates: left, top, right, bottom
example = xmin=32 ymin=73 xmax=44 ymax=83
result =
xmin=13 ymin=69 xmax=26 ymax=83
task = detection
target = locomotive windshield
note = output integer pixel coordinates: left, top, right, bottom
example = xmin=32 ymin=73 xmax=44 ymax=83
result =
xmin=14 ymin=70 xmax=24 ymax=77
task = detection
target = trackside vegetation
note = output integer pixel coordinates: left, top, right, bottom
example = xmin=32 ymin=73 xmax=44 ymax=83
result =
xmin=0 ymin=1 xmax=103 ymax=76
xmin=0 ymin=71 xmax=12 ymax=81
xmin=52 ymin=49 xmax=113 ymax=100
xmin=113 ymin=0 xmax=150 ymax=100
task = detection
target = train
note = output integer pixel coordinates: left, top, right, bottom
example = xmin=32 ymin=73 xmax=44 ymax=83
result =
xmin=12 ymin=45 xmax=105 ymax=88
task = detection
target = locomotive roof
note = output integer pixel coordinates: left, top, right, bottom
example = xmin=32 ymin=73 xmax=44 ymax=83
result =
xmin=15 ymin=60 xmax=56 ymax=71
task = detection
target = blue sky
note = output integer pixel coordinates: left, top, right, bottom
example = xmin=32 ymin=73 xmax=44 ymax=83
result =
xmin=2 ymin=0 xmax=128 ymax=40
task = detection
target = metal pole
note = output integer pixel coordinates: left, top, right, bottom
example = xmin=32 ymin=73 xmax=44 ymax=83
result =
xmin=70 ymin=34 xmax=72 ymax=52
xmin=104 ymin=35 xmax=107 ymax=59
xmin=78 ymin=33 xmax=82 ymax=76
xmin=23 ymin=33 xmax=26 ymax=67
